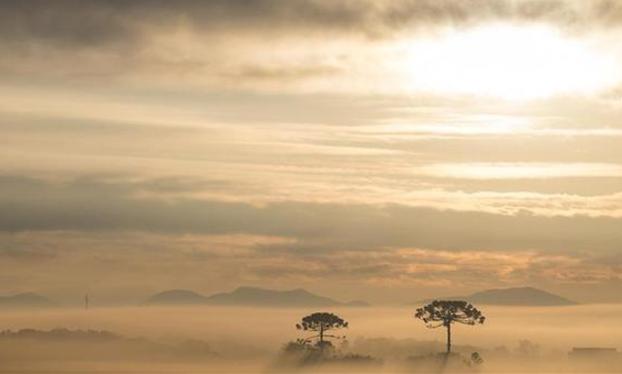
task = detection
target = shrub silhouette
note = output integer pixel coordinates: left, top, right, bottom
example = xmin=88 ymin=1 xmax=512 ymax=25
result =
xmin=296 ymin=312 xmax=348 ymax=351
xmin=415 ymin=300 xmax=485 ymax=354
xmin=470 ymin=351 xmax=484 ymax=365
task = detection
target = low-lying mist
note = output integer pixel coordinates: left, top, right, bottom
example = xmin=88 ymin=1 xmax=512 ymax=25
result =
xmin=0 ymin=304 xmax=620 ymax=373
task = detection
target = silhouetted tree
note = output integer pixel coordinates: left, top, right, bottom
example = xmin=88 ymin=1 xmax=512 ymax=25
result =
xmin=296 ymin=312 xmax=348 ymax=350
xmin=415 ymin=300 xmax=485 ymax=354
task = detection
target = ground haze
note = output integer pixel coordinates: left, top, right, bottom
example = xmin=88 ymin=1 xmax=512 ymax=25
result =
xmin=0 ymin=304 xmax=620 ymax=372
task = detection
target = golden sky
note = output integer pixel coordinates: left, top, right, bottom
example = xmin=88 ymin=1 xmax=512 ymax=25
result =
xmin=2 ymin=0 xmax=622 ymax=304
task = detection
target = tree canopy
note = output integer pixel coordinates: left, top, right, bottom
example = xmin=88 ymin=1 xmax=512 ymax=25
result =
xmin=415 ymin=300 xmax=485 ymax=353
xmin=415 ymin=300 xmax=485 ymax=328
xmin=296 ymin=312 xmax=348 ymax=332
xmin=296 ymin=312 xmax=348 ymax=347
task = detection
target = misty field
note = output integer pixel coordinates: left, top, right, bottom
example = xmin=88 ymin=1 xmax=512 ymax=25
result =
xmin=0 ymin=304 xmax=620 ymax=373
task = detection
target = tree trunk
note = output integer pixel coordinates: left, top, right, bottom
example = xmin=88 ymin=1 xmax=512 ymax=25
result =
xmin=319 ymin=324 xmax=324 ymax=348
xmin=446 ymin=323 xmax=452 ymax=354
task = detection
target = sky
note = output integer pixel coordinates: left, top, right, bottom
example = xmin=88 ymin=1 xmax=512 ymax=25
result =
xmin=2 ymin=0 xmax=622 ymax=305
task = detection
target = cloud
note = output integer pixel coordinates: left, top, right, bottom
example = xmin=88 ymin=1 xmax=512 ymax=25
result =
xmin=2 ymin=175 xmax=622 ymax=255
xmin=2 ymin=229 xmax=620 ymax=303
xmin=1 ymin=1 xmax=620 ymax=46
xmin=3 ymin=0 xmax=622 ymax=91
xmin=0 ymin=0 xmax=496 ymax=50
xmin=3 ymin=1 xmax=622 ymax=47
xmin=417 ymin=162 xmax=622 ymax=179
xmin=3 ymin=0 xmax=622 ymax=304
xmin=3 ymin=96 xmax=622 ymax=219
xmin=222 ymin=64 xmax=342 ymax=82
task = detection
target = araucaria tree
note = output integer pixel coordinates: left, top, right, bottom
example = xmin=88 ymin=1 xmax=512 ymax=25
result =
xmin=296 ymin=312 xmax=348 ymax=349
xmin=415 ymin=300 xmax=485 ymax=354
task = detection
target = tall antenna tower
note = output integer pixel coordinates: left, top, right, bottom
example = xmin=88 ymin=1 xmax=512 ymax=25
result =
xmin=85 ymin=293 xmax=89 ymax=310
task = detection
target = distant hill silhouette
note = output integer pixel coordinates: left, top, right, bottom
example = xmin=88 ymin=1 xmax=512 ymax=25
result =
xmin=205 ymin=286 xmax=340 ymax=307
xmin=145 ymin=287 xmax=369 ymax=307
xmin=466 ymin=287 xmax=576 ymax=306
xmin=144 ymin=289 xmax=209 ymax=305
xmin=417 ymin=287 xmax=576 ymax=306
xmin=0 ymin=293 xmax=55 ymax=308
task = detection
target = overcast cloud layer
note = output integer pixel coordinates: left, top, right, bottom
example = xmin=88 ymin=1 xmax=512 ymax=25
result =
xmin=2 ymin=0 xmax=622 ymax=304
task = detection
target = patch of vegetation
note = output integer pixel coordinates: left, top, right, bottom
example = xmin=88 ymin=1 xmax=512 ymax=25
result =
xmin=0 ymin=328 xmax=218 ymax=363
xmin=275 ymin=339 xmax=381 ymax=370
xmin=406 ymin=351 xmax=484 ymax=372
xmin=0 ymin=328 xmax=119 ymax=341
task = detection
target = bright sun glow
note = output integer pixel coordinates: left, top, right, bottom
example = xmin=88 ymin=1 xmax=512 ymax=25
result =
xmin=402 ymin=24 xmax=619 ymax=100
xmin=419 ymin=162 xmax=622 ymax=179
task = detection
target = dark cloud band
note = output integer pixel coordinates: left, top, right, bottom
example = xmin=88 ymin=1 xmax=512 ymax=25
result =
xmin=1 ymin=0 xmax=619 ymax=49
xmin=1 ymin=175 xmax=621 ymax=254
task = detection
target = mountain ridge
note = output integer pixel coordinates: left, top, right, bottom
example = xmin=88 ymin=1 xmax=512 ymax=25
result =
xmin=144 ymin=287 xmax=370 ymax=307
xmin=143 ymin=289 xmax=210 ymax=305
xmin=415 ymin=286 xmax=576 ymax=306
xmin=0 ymin=293 xmax=56 ymax=308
